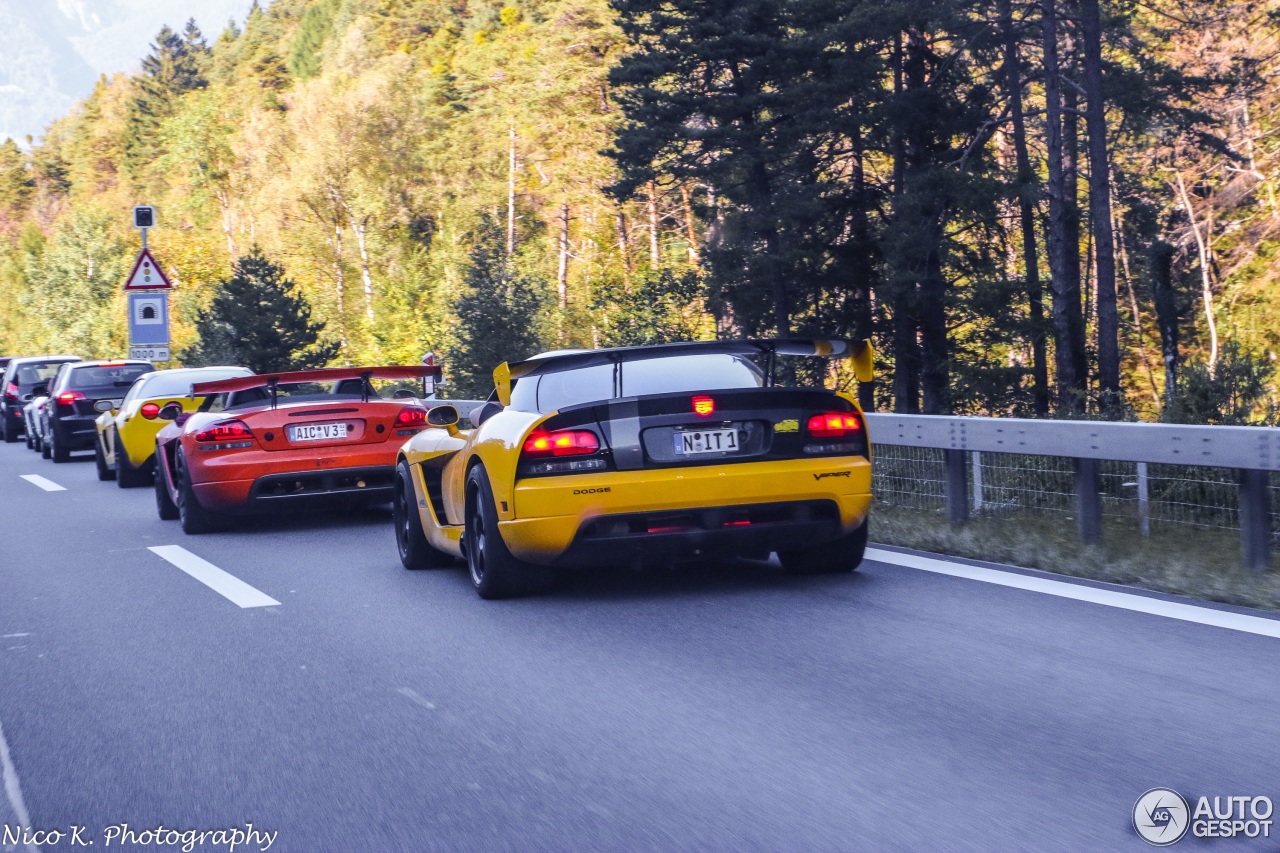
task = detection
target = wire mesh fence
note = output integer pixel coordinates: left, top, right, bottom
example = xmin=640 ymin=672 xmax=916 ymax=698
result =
xmin=871 ymin=445 xmax=1280 ymax=537
xmin=872 ymin=445 xmax=946 ymax=512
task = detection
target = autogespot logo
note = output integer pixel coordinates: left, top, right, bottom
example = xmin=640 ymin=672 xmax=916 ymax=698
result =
xmin=1134 ymin=788 xmax=1191 ymax=846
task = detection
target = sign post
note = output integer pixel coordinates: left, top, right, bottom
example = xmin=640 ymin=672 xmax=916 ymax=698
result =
xmin=124 ymin=205 xmax=171 ymax=361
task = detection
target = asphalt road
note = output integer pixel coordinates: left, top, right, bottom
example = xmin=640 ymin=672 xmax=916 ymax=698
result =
xmin=2 ymin=440 xmax=1278 ymax=852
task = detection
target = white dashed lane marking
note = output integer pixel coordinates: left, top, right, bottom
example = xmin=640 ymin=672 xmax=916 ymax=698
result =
xmin=0 ymin=716 xmax=39 ymax=853
xmin=148 ymin=545 xmax=281 ymax=609
xmin=19 ymin=474 xmax=65 ymax=492
xmin=868 ymin=547 xmax=1280 ymax=640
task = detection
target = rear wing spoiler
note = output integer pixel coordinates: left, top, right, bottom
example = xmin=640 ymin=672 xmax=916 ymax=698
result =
xmin=494 ymin=338 xmax=874 ymax=406
xmin=191 ymin=365 xmax=441 ymax=398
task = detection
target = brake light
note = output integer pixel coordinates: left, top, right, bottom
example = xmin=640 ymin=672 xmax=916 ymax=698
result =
xmin=523 ymin=429 xmax=599 ymax=457
xmin=395 ymin=406 xmax=428 ymax=427
xmin=195 ymin=420 xmax=253 ymax=442
xmin=4 ymin=382 xmax=17 ymax=402
xmin=99 ymin=361 xmax=126 ymax=367
xmin=57 ymin=391 xmax=85 ymax=406
xmin=692 ymin=395 xmax=715 ymax=416
xmin=140 ymin=402 xmax=161 ymax=419
xmin=807 ymin=411 xmax=863 ymax=439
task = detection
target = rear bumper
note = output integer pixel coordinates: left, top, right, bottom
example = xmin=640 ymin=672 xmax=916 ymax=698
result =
xmin=2 ymin=407 xmax=23 ymax=433
xmin=194 ymin=465 xmax=396 ymax=513
xmin=501 ymin=456 xmax=872 ymax=565
xmin=54 ymin=416 xmax=98 ymax=448
xmin=546 ymin=500 xmax=849 ymax=568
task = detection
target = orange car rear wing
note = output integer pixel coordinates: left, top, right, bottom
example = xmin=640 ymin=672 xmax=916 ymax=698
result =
xmin=191 ymin=365 xmax=441 ymax=399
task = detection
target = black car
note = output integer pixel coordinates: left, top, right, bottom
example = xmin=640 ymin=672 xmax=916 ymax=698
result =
xmin=43 ymin=360 xmax=153 ymax=462
xmin=1 ymin=355 xmax=82 ymax=443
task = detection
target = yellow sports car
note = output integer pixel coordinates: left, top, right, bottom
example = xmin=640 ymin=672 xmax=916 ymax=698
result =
xmin=95 ymin=366 xmax=252 ymax=487
xmin=393 ymin=338 xmax=874 ymax=598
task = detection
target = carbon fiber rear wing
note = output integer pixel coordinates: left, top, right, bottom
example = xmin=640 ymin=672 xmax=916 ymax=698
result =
xmin=494 ymin=338 xmax=873 ymax=406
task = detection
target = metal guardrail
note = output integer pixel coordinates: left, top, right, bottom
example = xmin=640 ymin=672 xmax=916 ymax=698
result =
xmin=864 ymin=414 xmax=1278 ymax=571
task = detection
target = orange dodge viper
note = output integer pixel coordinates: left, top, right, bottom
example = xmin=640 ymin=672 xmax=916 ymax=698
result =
xmin=152 ymin=365 xmax=445 ymax=534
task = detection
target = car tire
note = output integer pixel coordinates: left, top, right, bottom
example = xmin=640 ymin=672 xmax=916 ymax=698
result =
xmin=24 ymin=423 xmax=33 ymax=449
xmin=50 ymin=427 xmax=69 ymax=463
xmin=464 ymin=465 xmax=555 ymax=599
xmin=155 ymin=455 xmax=179 ymax=521
xmin=777 ymin=517 xmax=868 ymax=575
xmin=394 ymin=461 xmax=452 ymax=570
xmin=116 ymin=448 xmax=150 ymax=488
xmin=175 ymin=448 xmax=227 ymax=534
xmin=95 ymin=439 xmax=116 ymax=481
xmin=39 ymin=432 xmax=50 ymax=458
xmin=2 ymin=417 xmax=17 ymax=443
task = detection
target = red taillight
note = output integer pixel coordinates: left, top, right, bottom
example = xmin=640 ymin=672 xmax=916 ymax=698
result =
xmin=56 ymin=391 xmax=85 ymax=406
xmin=395 ymin=406 xmax=428 ymax=427
xmin=692 ymin=395 xmax=715 ymax=416
xmin=522 ymin=429 xmax=599 ymax=457
xmin=140 ymin=402 xmax=161 ymax=419
xmin=807 ymin=411 xmax=863 ymax=439
xmin=4 ymin=382 xmax=17 ymax=402
xmin=195 ymin=420 xmax=253 ymax=442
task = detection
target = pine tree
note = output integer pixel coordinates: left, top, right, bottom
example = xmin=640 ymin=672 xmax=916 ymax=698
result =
xmin=183 ymin=249 xmax=339 ymax=373
xmin=289 ymin=0 xmax=342 ymax=80
xmin=445 ymin=215 xmax=548 ymax=399
xmin=0 ymin=140 xmax=33 ymax=227
xmin=124 ymin=24 xmax=210 ymax=183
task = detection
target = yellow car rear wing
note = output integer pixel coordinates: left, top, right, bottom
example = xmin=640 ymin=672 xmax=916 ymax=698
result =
xmin=492 ymin=337 xmax=873 ymax=405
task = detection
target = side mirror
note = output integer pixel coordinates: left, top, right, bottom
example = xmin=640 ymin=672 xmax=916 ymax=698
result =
xmin=158 ymin=402 xmax=183 ymax=421
xmin=93 ymin=399 xmax=116 ymax=413
xmin=32 ymin=384 xmax=47 ymax=396
xmin=393 ymin=388 xmax=417 ymax=399
xmin=426 ymin=405 xmax=459 ymax=427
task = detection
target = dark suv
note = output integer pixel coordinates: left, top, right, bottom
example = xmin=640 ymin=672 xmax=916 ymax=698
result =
xmin=43 ymin=360 xmax=153 ymax=462
xmin=2 ymin=355 xmax=82 ymax=443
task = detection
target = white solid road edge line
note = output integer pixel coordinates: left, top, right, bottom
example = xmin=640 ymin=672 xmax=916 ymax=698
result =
xmin=148 ymin=545 xmax=281 ymax=609
xmin=0 ymin=716 xmax=40 ymax=853
xmin=867 ymin=547 xmax=1280 ymax=640
xmin=19 ymin=474 xmax=64 ymax=492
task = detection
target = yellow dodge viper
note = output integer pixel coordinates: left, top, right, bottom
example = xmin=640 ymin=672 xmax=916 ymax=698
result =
xmin=95 ymin=366 xmax=252 ymax=487
xmin=393 ymin=339 xmax=874 ymax=599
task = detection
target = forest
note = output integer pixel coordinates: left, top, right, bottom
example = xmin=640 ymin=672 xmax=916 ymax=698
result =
xmin=0 ymin=0 xmax=1277 ymax=420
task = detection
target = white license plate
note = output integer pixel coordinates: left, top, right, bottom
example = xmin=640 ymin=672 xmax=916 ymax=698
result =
xmin=673 ymin=428 xmax=739 ymax=455
xmin=288 ymin=422 xmax=348 ymax=443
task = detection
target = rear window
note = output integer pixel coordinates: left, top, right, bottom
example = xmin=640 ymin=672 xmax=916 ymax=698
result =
xmin=14 ymin=362 xmax=70 ymax=385
xmin=512 ymin=354 xmax=765 ymax=413
xmin=142 ymin=369 xmax=250 ymax=399
xmin=69 ymin=364 xmax=151 ymax=390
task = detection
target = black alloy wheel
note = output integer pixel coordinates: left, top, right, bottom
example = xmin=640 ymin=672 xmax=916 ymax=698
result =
xmin=95 ymin=438 xmax=116 ymax=481
xmin=463 ymin=465 xmax=556 ymax=599
xmin=175 ymin=448 xmax=227 ymax=534
xmin=394 ymin=461 xmax=452 ymax=569
xmin=116 ymin=445 xmax=150 ymax=488
xmin=154 ymin=454 xmax=179 ymax=520
xmin=49 ymin=425 xmax=69 ymax=463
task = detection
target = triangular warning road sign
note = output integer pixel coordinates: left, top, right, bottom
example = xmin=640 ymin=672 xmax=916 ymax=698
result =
xmin=122 ymin=248 xmax=172 ymax=291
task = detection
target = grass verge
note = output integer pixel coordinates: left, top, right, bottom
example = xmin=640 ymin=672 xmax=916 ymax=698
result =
xmin=871 ymin=505 xmax=1280 ymax=612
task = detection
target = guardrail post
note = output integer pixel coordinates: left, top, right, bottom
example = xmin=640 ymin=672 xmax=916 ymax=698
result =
xmin=1075 ymin=458 xmax=1102 ymax=545
xmin=1137 ymin=462 xmax=1150 ymax=537
xmin=1238 ymin=469 xmax=1272 ymax=571
xmin=945 ymin=449 xmax=969 ymax=527
xmin=971 ymin=451 xmax=984 ymax=512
